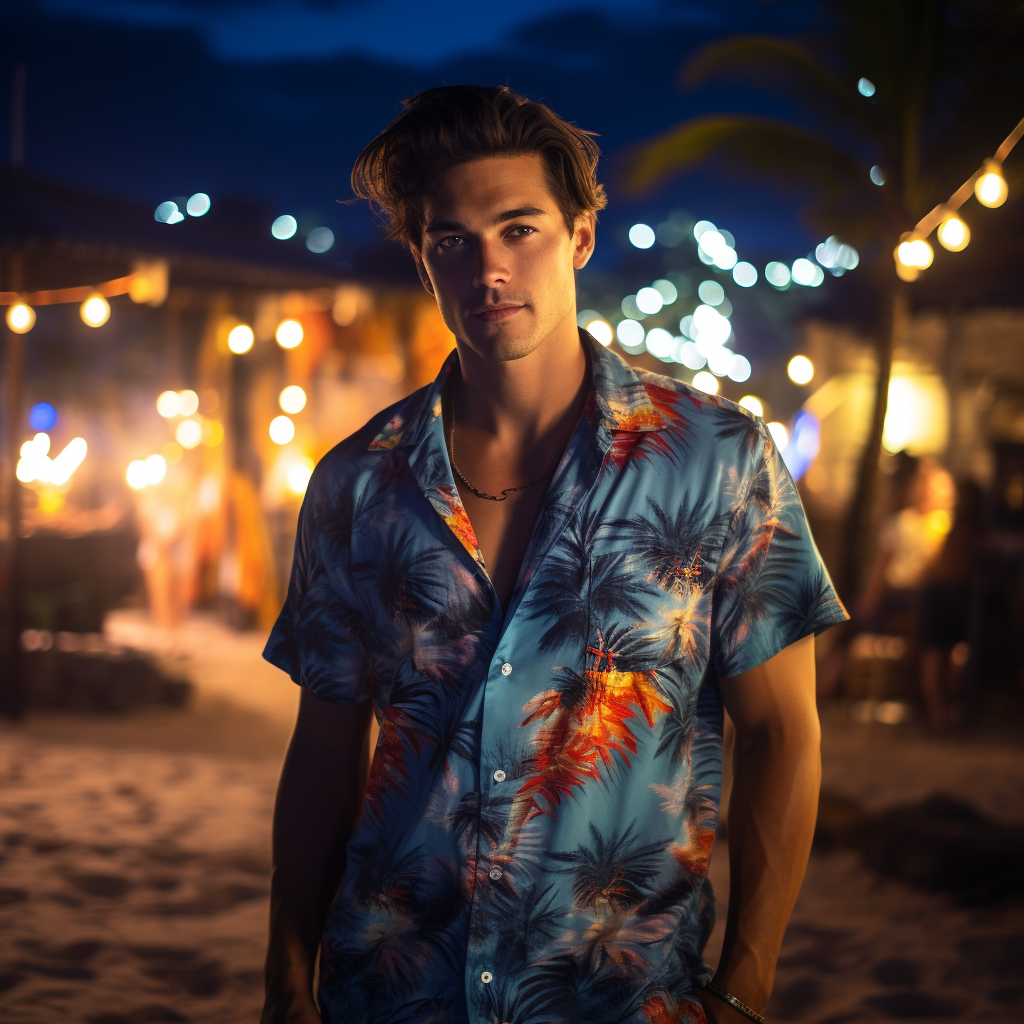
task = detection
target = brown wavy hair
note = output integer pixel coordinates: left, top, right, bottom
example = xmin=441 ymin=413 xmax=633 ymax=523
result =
xmin=351 ymin=85 xmax=606 ymax=249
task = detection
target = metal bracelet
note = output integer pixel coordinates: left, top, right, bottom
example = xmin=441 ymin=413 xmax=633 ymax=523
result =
xmin=703 ymin=982 xmax=765 ymax=1024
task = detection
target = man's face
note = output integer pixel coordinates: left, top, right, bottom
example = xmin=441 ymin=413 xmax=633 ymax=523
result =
xmin=414 ymin=153 xmax=595 ymax=363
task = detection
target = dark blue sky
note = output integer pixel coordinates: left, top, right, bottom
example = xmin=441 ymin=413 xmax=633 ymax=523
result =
xmin=4 ymin=0 xmax=830 ymax=269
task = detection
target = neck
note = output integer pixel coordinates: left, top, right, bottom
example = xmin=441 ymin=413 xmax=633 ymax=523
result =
xmin=451 ymin=312 xmax=588 ymax=446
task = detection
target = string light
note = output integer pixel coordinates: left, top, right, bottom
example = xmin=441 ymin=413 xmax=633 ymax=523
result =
xmin=974 ymin=159 xmax=1008 ymax=208
xmin=80 ymin=293 xmax=110 ymax=327
xmin=937 ymin=213 xmax=970 ymax=252
xmin=893 ymin=115 xmax=1022 ymax=278
xmin=6 ymin=301 xmax=35 ymax=333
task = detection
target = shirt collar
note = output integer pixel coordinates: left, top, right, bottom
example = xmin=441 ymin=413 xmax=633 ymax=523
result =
xmin=368 ymin=327 xmax=667 ymax=454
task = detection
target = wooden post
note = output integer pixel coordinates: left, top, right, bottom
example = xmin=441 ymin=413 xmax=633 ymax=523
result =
xmin=2 ymin=257 xmax=25 ymax=718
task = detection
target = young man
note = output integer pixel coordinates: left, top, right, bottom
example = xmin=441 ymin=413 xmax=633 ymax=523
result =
xmin=262 ymin=86 xmax=847 ymax=1024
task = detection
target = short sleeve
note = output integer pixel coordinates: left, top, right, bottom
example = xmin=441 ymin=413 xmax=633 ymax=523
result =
xmin=712 ymin=428 xmax=848 ymax=679
xmin=262 ymin=466 xmax=373 ymax=705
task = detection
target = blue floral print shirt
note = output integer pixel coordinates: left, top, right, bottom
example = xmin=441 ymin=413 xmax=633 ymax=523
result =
xmin=264 ymin=331 xmax=848 ymax=1024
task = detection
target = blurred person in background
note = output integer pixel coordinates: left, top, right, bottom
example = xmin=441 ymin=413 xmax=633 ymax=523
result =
xmin=918 ymin=480 xmax=986 ymax=733
xmin=260 ymin=85 xmax=847 ymax=1024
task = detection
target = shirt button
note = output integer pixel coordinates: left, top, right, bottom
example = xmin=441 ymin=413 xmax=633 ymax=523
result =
xmin=480 ymin=970 xmax=493 ymax=984
xmin=500 ymin=662 xmax=512 ymax=676
xmin=493 ymin=769 xmax=506 ymax=783
xmin=488 ymin=866 xmax=503 ymax=880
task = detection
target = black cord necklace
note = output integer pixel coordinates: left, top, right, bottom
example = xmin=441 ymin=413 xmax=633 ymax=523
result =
xmin=446 ymin=416 xmax=556 ymax=502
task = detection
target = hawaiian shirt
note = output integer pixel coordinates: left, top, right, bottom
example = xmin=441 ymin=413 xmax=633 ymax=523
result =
xmin=264 ymin=330 xmax=848 ymax=1024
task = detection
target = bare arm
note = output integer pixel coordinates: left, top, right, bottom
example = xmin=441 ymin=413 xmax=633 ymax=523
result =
xmin=701 ymin=634 xmax=820 ymax=1023
xmin=261 ymin=688 xmax=373 ymax=1024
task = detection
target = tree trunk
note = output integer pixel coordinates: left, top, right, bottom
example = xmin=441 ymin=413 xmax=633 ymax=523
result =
xmin=839 ymin=279 xmax=908 ymax=603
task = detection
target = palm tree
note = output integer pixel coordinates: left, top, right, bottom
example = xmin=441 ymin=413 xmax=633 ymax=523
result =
xmin=623 ymin=2 xmax=1024 ymax=598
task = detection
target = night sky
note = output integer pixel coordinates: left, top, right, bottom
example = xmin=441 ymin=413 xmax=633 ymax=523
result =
xmin=3 ymin=0 xmax=829 ymax=264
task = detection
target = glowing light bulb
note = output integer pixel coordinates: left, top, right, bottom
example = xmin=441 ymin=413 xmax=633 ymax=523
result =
xmin=787 ymin=355 xmax=814 ymax=385
xmin=767 ymin=421 xmax=789 ymax=450
xmin=276 ymin=319 xmax=303 ymax=349
xmin=279 ymin=385 xmax=307 ymax=414
xmin=126 ymin=460 xmax=148 ymax=489
xmin=80 ymin=294 xmax=110 ymax=327
xmin=177 ymin=390 xmax=199 ymax=416
xmin=270 ymin=415 xmax=295 ymax=445
xmin=585 ymin=319 xmax=613 ymax=346
xmin=157 ymin=390 xmax=181 ymax=418
xmin=895 ymin=236 xmax=934 ymax=270
xmin=228 ymin=323 xmax=254 ymax=354
xmin=937 ymin=213 xmax=970 ymax=252
xmin=176 ymin=419 xmax=203 ymax=449
xmin=628 ymin=223 xmax=655 ymax=249
xmin=144 ymin=453 xmax=167 ymax=485
xmin=739 ymin=395 xmax=764 ymax=417
xmin=6 ymin=302 xmax=35 ymax=333
xmin=287 ymin=458 xmax=315 ymax=495
xmin=692 ymin=371 xmax=720 ymax=395
xmin=974 ymin=161 xmax=1007 ymax=208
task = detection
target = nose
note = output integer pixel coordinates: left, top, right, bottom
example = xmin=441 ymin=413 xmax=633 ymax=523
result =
xmin=473 ymin=237 xmax=510 ymax=291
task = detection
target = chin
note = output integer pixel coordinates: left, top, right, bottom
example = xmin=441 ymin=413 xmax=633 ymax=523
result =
xmin=463 ymin=322 xmax=543 ymax=363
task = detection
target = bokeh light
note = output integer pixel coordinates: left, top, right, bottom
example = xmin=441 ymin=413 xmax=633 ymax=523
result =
xmin=692 ymin=371 xmax=719 ymax=395
xmin=175 ymin=419 xmax=203 ymax=449
xmin=692 ymin=220 xmax=716 ymax=242
xmin=126 ymin=460 xmax=148 ymax=489
xmin=678 ymin=340 xmax=705 ymax=370
xmin=644 ymin=328 xmax=674 ymax=359
xmin=585 ymin=319 xmax=613 ymax=346
xmin=157 ymin=391 xmax=181 ymax=418
xmin=80 ymin=294 xmax=110 ymax=327
xmin=974 ymin=162 xmax=1008 ymax=207
xmin=896 ymin=237 xmax=934 ymax=270
xmin=732 ymin=262 xmax=757 ymax=287
xmin=738 ymin=395 xmax=764 ymax=417
xmin=692 ymin=304 xmax=732 ymax=345
xmin=29 ymin=402 xmax=57 ymax=431
xmin=815 ymin=236 xmax=859 ymax=271
xmin=706 ymin=347 xmax=735 ymax=377
xmin=937 ymin=213 xmax=970 ymax=252
xmin=791 ymin=258 xmax=818 ymax=286
xmin=652 ymin=278 xmax=678 ymax=305
xmin=271 ymin=215 xmax=298 ymax=239
xmin=727 ymin=354 xmax=752 ymax=383
xmin=186 ymin=193 xmax=211 ymax=217
xmin=228 ymin=324 xmax=255 ymax=354
xmin=635 ymin=287 xmax=664 ymax=315
xmin=870 ymin=165 xmax=885 ymax=186
xmin=306 ymin=227 xmax=335 ymax=253
xmin=697 ymin=280 xmax=725 ymax=306
xmin=270 ymin=415 xmax=295 ymax=445
xmin=279 ymin=385 xmax=307 ymax=414
xmin=616 ymin=319 xmax=645 ymax=351
xmin=6 ymin=302 xmax=35 ymax=333
xmin=154 ymin=201 xmax=183 ymax=224
xmin=621 ymin=294 xmax=645 ymax=320
xmin=857 ymin=77 xmax=876 ymax=97
xmin=178 ymin=390 xmax=199 ymax=416
xmin=765 ymin=262 xmax=791 ymax=288
xmin=204 ymin=420 xmax=225 ymax=446
xmin=787 ymin=355 xmax=814 ymax=385
xmin=162 ymin=441 xmax=183 ymax=464
xmin=276 ymin=319 xmax=304 ymax=349
xmin=287 ymin=458 xmax=315 ymax=495
xmin=144 ymin=453 xmax=167 ymax=485
xmin=628 ymin=223 xmax=656 ymax=249
xmin=767 ymin=421 xmax=789 ymax=450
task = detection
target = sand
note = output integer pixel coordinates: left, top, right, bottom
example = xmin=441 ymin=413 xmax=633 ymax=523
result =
xmin=2 ymin=610 xmax=1023 ymax=1023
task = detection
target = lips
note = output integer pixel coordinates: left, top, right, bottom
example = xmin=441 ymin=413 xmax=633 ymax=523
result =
xmin=472 ymin=305 xmax=524 ymax=323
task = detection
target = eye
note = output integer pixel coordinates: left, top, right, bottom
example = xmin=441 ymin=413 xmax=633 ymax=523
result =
xmin=438 ymin=235 xmax=464 ymax=250
xmin=507 ymin=225 xmax=537 ymax=239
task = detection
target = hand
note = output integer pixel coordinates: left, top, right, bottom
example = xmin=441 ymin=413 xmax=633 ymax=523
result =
xmin=698 ymin=988 xmax=760 ymax=1024
xmin=259 ymin=992 xmax=323 ymax=1024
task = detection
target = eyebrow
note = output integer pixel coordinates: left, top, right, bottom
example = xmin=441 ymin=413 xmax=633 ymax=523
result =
xmin=424 ymin=206 xmax=549 ymax=233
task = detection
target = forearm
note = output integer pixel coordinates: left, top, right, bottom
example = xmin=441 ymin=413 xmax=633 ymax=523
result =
xmin=263 ymin=703 xmax=371 ymax=1020
xmin=713 ymin=713 xmax=821 ymax=1010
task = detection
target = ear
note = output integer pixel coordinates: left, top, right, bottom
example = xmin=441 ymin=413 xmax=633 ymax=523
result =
xmin=572 ymin=212 xmax=597 ymax=271
xmin=411 ymin=247 xmax=435 ymax=296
